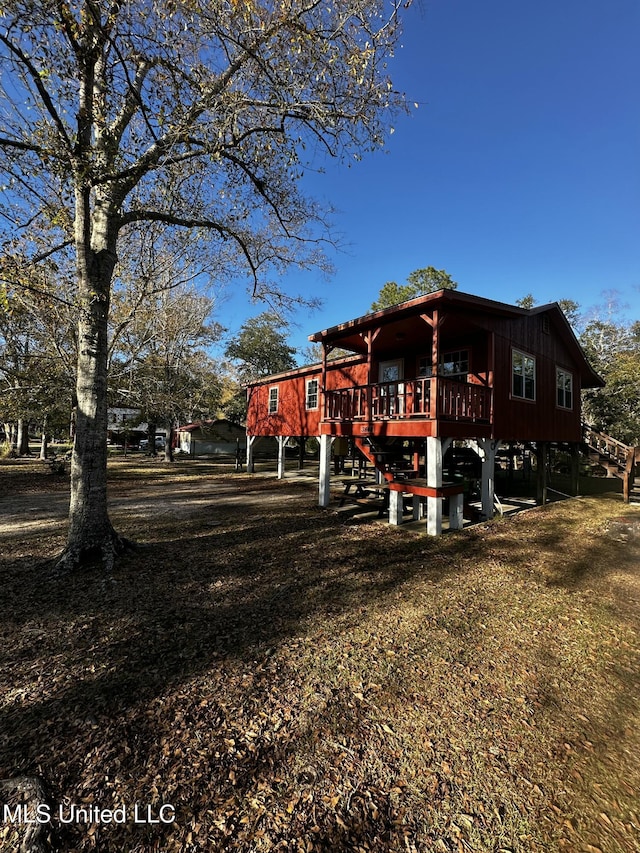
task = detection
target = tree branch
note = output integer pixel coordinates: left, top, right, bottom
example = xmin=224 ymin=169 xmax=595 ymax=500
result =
xmin=31 ymin=241 xmax=74 ymax=264
xmin=0 ymin=136 xmax=46 ymax=154
xmin=119 ymin=209 xmax=259 ymax=284
xmin=0 ymin=33 xmax=73 ymax=154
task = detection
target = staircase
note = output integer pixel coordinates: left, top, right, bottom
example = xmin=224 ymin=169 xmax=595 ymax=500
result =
xmin=353 ymin=436 xmax=417 ymax=482
xmin=582 ymin=422 xmax=640 ymax=503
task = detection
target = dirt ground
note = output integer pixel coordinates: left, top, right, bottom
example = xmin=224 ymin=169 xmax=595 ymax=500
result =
xmin=1 ymin=457 xmax=639 ymax=853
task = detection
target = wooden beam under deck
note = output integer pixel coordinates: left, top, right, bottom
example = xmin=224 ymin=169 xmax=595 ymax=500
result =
xmin=320 ymin=419 xmax=493 ymax=440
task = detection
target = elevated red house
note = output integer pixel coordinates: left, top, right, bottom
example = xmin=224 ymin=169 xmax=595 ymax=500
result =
xmin=246 ymin=290 xmax=604 ymax=533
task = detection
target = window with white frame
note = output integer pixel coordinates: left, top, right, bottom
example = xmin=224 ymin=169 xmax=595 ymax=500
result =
xmin=306 ymin=378 xmax=319 ymax=410
xmin=512 ymin=350 xmax=536 ymax=400
xmin=268 ymin=386 xmax=279 ymax=414
xmin=556 ymin=368 xmax=573 ymax=409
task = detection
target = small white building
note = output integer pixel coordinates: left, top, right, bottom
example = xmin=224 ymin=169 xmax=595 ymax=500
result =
xmin=177 ymin=419 xmax=246 ymax=457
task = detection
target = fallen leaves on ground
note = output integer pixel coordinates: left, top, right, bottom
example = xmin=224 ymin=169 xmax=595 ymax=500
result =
xmin=0 ymin=459 xmax=639 ymax=852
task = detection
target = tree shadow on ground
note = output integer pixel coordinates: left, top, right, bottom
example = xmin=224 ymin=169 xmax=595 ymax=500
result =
xmin=1 ymin=472 xmax=639 ymax=851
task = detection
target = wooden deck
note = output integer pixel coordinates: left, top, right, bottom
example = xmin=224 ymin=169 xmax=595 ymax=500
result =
xmin=325 ymin=378 xmax=491 ymax=425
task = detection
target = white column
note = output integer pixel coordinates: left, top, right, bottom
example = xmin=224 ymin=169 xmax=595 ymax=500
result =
xmin=389 ymin=489 xmax=403 ymax=525
xmin=449 ymin=492 xmax=464 ymax=530
xmin=318 ymin=434 xmax=332 ymax=507
xmin=412 ymin=494 xmax=423 ymax=521
xmin=477 ymin=439 xmax=500 ymax=520
xmin=425 ymin=436 xmax=443 ymax=536
xmin=246 ymin=435 xmax=257 ymax=473
xmin=276 ymin=436 xmax=287 ymax=479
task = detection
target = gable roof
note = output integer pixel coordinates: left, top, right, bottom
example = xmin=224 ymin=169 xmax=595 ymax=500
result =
xmin=309 ymin=289 xmax=525 ymax=345
xmin=527 ymin=302 xmax=604 ymax=388
xmin=309 ymin=289 xmax=604 ymax=389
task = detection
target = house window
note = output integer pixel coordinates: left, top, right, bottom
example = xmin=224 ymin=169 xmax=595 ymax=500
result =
xmin=556 ymin=368 xmax=573 ymax=409
xmin=306 ymin=378 xmax=319 ymax=410
xmin=379 ymin=359 xmax=403 ymax=383
xmin=512 ymin=350 xmax=536 ymax=400
xmin=417 ymin=357 xmax=432 ymax=378
xmin=268 ymin=386 xmax=279 ymax=414
xmin=440 ymin=349 xmax=469 ymax=379
xmin=418 ymin=350 xmax=469 ymax=379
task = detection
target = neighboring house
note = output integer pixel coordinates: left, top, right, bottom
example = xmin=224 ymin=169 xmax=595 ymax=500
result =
xmin=107 ymin=407 xmax=167 ymax=446
xmin=177 ymin=419 xmax=246 ymax=456
xmin=246 ymin=289 xmax=604 ymax=534
xmin=107 ymin=407 xmax=144 ymax=445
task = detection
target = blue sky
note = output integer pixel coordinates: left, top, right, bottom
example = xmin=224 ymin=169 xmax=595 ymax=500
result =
xmin=220 ymin=0 xmax=639 ymax=356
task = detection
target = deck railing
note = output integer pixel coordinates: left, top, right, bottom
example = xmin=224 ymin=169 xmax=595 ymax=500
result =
xmin=325 ymin=378 xmax=491 ymax=423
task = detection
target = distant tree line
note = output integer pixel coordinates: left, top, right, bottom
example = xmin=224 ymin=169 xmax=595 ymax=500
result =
xmin=2 ymin=267 xmax=638 ymax=465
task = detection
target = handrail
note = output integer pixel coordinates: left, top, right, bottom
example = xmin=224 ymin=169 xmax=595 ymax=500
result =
xmin=325 ymin=378 xmax=491 ymax=423
xmin=582 ymin=421 xmax=633 ymax=465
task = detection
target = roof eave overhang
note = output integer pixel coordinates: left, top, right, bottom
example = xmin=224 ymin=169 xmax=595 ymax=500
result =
xmin=308 ymin=289 xmax=528 ymax=346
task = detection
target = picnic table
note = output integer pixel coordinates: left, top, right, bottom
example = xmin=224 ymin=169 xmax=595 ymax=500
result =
xmin=339 ymin=478 xmax=391 ymax=516
xmin=339 ymin=478 xmax=386 ymax=502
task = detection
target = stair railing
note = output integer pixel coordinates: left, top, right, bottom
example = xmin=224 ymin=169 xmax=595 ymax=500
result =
xmin=582 ymin=422 xmax=633 ymax=468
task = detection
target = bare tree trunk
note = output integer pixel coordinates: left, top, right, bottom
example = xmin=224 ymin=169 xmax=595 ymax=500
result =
xmin=39 ymin=415 xmax=48 ymax=460
xmin=57 ymin=202 xmax=130 ymax=571
xmin=17 ymin=419 xmax=31 ymax=456
xmin=148 ymin=421 xmax=157 ymax=456
xmin=163 ymin=423 xmax=174 ymax=462
xmin=5 ymin=421 xmax=17 ymax=455
xmin=0 ymin=775 xmax=52 ymax=853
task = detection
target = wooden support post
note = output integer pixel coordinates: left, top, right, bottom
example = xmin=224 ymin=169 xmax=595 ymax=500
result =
xmin=361 ymin=328 xmax=380 ymax=422
xmin=536 ymin=442 xmax=548 ymax=506
xmin=570 ymin=443 xmax=580 ymax=496
xmin=318 ymin=434 xmax=332 ymax=507
xmin=623 ymin=447 xmax=635 ymax=503
xmin=389 ymin=489 xmax=403 ymax=525
xmin=507 ymin=444 xmax=515 ymax=489
xmin=425 ymin=436 xmax=443 ymax=536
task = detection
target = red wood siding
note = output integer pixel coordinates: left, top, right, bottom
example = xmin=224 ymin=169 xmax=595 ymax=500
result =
xmin=246 ymin=292 xmax=600 ymax=445
xmin=246 ymin=372 xmax=321 ymax=437
xmin=483 ymin=314 xmax=583 ymax=442
xmin=245 ymin=358 xmax=368 ymax=437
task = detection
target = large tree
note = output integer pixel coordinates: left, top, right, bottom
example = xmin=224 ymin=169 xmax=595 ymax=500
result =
xmin=0 ymin=266 xmax=76 ymax=454
xmin=580 ymin=318 xmax=640 ymax=445
xmin=516 ymin=293 xmax=581 ymax=328
xmin=0 ymin=0 xmax=408 ymax=569
xmin=370 ymin=266 xmax=457 ymax=311
xmin=112 ymin=284 xmax=223 ymax=459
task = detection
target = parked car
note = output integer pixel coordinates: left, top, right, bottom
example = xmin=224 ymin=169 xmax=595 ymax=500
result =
xmin=140 ymin=436 xmax=166 ymax=450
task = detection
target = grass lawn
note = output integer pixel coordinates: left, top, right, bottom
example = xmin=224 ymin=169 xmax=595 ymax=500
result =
xmin=0 ymin=458 xmax=639 ymax=853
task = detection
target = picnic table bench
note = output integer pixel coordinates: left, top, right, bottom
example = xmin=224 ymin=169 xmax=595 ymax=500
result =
xmin=340 ymin=479 xmax=416 ymax=518
xmin=339 ymin=477 xmax=466 ymax=529
xmin=339 ymin=478 xmax=389 ymax=508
